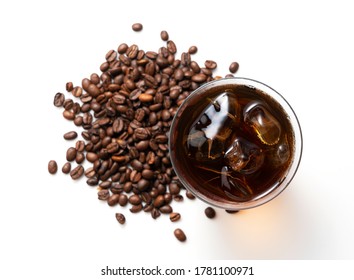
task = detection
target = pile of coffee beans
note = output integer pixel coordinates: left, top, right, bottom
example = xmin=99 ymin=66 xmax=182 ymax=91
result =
xmin=48 ymin=23 xmax=239 ymax=242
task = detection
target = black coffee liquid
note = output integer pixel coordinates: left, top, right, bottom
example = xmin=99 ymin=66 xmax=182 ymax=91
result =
xmin=173 ymin=84 xmax=294 ymax=202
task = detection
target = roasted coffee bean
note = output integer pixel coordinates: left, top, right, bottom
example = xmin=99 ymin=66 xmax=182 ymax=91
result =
xmin=130 ymin=204 xmax=143 ymax=213
xmin=72 ymin=86 xmax=82 ymax=97
xmin=167 ymin=40 xmax=177 ymax=54
xmin=204 ymin=60 xmax=217 ymax=69
xmin=191 ymin=73 xmax=207 ymax=83
xmin=84 ymin=167 xmax=96 ymax=178
xmin=118 ymin=43 xmax=128 ymax=54
xmin=128 ymin=194 xmax=142 ymax=205
xmin=86 ymin=152 xmax=98 ymax=163
xmin=115 ymin=213 xmax=126 ymax=224
xmin=188 ymin=45 xmax=198 ymax=54
xmin=159 ymin=205 xmax=172 ymax=214
xmin=66 ymin=82 xmax=73 ymax=92
xmin=63 ymin=131 xmax=78 ymax=140
xmin=151 ymin=208 xmax=161 ymax=219
xmin=98 ymin=189 xmax=110 ymax=200
xmin=229 ymin=61 xmax=239 ymax=73
xmin=170 ymin=212 xmax=181 ymax=222
xmin=63 ymin=110 xmax=75 ymax=120
xmin=160 ymin=30 xmax=169 ymax=41
xmin=138 ymin=93 xmax=153 ymax=103
xmin=62 ymin=162 xmax=71 ymax=174
xmin=141 ymin=169 xmax=154 ymax=179
xmin=48 ymin=160 xmax=58 ymax=174
xmin=54 ymin=93 xmax=65 ymax=107
xmin=153 ymin=194 xmax=165 ymax=208
xmin=174 ymin=228 xmax=186 ymax=242
xmin=86 ymin=177 xmax=98 ymax=186
xmin=107 ymin=194 xmax=120 ymax=206
xmin=186 ymin=190 xmax=196 ymax=200
xmin=66 ymin=147 xmax=77 ymax=162
xmin=99 ymin=181 xmax=112 ymax=189
xmin=204 ymin=207 xmax=216 ymax=219
xmin=105 ymin=49 xmax=117 ymax=62
xmin=132 ymin=23 xmax=143 ymax=31
xmin=137 ymin=179 xmax=150 ymax=191
xmin=118 ymin=194 xmax=128 ymax=206
xmin=70 ymin=165 xmax=84 ymax=180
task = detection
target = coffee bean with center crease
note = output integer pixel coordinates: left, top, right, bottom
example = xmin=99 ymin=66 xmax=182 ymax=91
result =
xmin=174 ymin=228 xmax=187 ymax=242
xmin=170 ymin=212 xmax=181 ymax=222
xmin=70 ymin=165 xmax=84 ymax=180
xmin=115 ymin=213 xmax=126 ymax=224
xmin=54 ymin=93 xmax=65 ymax=107
xmin=48 ymin=160 xmax=58 ymax=174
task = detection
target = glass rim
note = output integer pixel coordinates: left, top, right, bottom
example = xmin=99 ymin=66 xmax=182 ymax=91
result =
xmin=169 ymin=77 xmax=303 ymax=210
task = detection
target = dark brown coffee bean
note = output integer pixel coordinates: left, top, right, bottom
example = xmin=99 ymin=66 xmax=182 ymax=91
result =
xmin=130 ymin=204 xmax=143 ymax=213
xmin=132 ymin=23 xmax=143 ymax=32
xmin=174 ymin=228 xmax=186 ymax=242
xmin=87 ymin=178 xmax=98 ymax=186
xmin=170 ymin=212 xmax=181 ymax=222
xmin=54 ymin=93 xmax=65 ymax=107
xmin=66 ymin=82 xmax=73 ymax=92
xmin=72 ymin=86 xmax=82 ymax=97
xmin=137 ymin=179 xmax=150 ymax=191
xmin=204 ymin=60 xmax=217 ymax=69
xmin=141 ymin=169 xmax=154 ymax=179
xmin=205 ymin=207 xmax=216 ymax=219
xmin=118 ymin=43 xmax=128 ymax=54
xmin=105 ymin=49 xmax=117 ymax=62
xmin=48 ymin=160 xmax=58 ymax=174
xmin=70 ymin=165 xmax=84 ymax=180
xmin=159 ymin=205 xmax=172 ymax=214
xmin=186 ymin=190 xmax=195 ymax=199
xmin=118 ymin=194 xmax=128 ymax=206
xmin=66 ymin=147 xmax=77 ymax=162
xmin=86 ymin=152 xmax=98 ymax=163
xmin=160 ymin=30 xmax=169 ymax=41
xmin=115 ymin=213 xmax=126 ymax=224
xmin=107 ymin=194 xmax=120 ymax=206
xmin=98 ymin=189 xmax=110 ymax=200
xmin=151 ymin=208 xmax=161 ymax=219
xmin=63 ymin=131 xmax=78 ymax=140
xmin=99 ymin=181 xmax=112 ymax=189
xmin=128 ymin=194 xmax=142 ymax=205
xmin=63 ymin=110 xmax=75 ymax=120
xmin=87 ymin=83 xmax=101 ymax=97
xmin=167 ymin=40 xmax=177 ymax=54
xmin=188 ymin=45 xmax=198 ymax=54
xmin=229 ymin=61 xmax=239 ymax=73
xmin=153 ymin=194 xmax=165 ymax=208
xmin=191 ymin=73 xmax=207 ymax=83
xmin=84 ymin=167 xmax=96 ymax=178
xmin=62 ymin=162 xmax=71 ymax=174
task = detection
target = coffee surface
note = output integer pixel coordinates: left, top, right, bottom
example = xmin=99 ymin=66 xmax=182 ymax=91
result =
xmin=173 ymin=84 xmax=295 ymax=202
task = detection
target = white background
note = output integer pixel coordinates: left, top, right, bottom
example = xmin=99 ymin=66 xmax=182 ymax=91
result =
xmin=1 ymin=0 xmax=353 ymax=279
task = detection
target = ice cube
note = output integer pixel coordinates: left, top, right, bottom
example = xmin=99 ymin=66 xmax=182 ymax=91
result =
xmin=244 ymin=104 xmax=281 ymax=145
xmin=225 ymin=137 xmax=264 ymax=174
xmin=186 ymin=92 xmax=240 ymax=162
xmin=270 ymin=139 xmax=291 ymax=167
